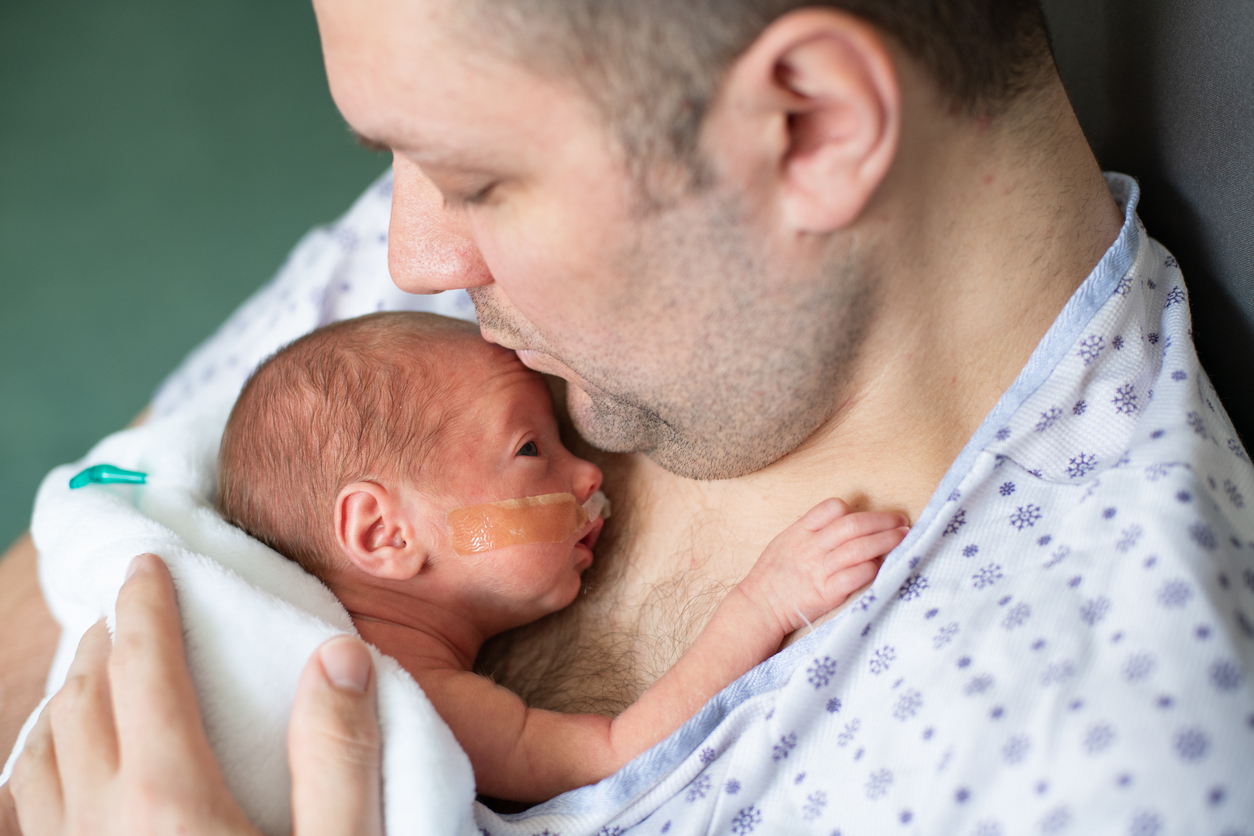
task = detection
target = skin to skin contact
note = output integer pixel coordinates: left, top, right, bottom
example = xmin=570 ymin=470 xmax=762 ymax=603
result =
xmin=446 ymin=491 xmax=610 ymax=556
xmin=0 ymin=0 xmax=1128 ymax=829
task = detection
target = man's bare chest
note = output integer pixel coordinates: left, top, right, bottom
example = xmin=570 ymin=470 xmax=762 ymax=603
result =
xmin=476 ymin=461 xmax=767 ymax=715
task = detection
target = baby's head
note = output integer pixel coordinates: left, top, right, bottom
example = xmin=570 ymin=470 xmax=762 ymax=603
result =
xmin=217 ymin=312 xmax=604 ymax=631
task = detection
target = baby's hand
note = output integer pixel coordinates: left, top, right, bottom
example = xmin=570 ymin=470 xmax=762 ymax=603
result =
xmin=738 ymin=499 xmax=908 ymax=637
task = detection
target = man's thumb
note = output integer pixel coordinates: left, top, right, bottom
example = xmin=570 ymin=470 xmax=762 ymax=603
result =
xmin=0 ymin=784 xmax=20 ymax=836
xmin=289 ymin=636 xmax=383 ymax=836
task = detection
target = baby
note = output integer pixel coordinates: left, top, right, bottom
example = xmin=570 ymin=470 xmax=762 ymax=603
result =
xmin=216 ymin=312 xmax=908 ymax=803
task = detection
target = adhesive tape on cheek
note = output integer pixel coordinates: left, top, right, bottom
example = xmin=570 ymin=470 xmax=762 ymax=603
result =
xmin=447 ymin=490 xmax=612 ymax=556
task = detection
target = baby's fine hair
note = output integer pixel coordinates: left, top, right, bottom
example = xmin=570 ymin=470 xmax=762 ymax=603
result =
xmin=216 ymin=311 xmax=477 ymax=579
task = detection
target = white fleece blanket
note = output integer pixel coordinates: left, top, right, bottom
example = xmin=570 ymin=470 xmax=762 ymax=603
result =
xmin=0 ymin=402 xmax=478 ymax=836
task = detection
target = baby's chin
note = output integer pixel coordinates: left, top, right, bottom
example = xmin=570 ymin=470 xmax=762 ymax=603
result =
xmin=544 ymin=561 xmax=591 ymax=613
xmin=526 ymin=558 xmax=591 ymax=620
xmin=551 ymin=580 xmax=585 ymax=614
xmin=471 ymin=528 xmax=599 ymax=625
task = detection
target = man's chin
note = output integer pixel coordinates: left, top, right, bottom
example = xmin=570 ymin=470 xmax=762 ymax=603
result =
xmin=564 ymin=384 xmax=655 ymax=456
xmin=559 ymin=369 xmax=775 ymax=480
xmin=571 ymin=389 xmax=799 ymax=481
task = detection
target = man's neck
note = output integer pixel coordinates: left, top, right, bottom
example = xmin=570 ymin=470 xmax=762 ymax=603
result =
xmin=478 ymin=78 xmax=1128 ymax=711
xmin=754 ymin=79 xmax=1123 ymax=521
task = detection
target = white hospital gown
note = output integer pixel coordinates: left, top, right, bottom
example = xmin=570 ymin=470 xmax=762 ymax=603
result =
xmin=150 ymin=172 xmax=478 ymax=418
xmin=152 ymin=171 xmax=1254 ymax=836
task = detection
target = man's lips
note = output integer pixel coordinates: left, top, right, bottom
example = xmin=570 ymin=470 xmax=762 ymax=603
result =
xmin=477 ymin=326 xmax=514 ymax=349
xmin=515 ymin=349 xmax=614 ymax=403
xmin=515 ymin=349 xmax=555 ymax=373
xmin=516 ymin=349 xmax=581 ymax=388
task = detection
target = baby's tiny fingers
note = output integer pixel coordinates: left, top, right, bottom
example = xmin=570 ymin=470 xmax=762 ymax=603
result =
xmin=818 ymin=512 xmax=909 ymax=548
xmin=827 ymin=526 xmax=909 ymax=569
xmin=822 ymin=559 xmax=882 ymax=604
xmin=798 ymin=498 xmax=851 ymax=531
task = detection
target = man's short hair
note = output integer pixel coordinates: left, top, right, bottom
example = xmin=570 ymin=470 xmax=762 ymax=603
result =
xmin=463 ymin=0 xmax=1055 ymax=182
xmin=217 ymin=312 xmax=466 ymax=578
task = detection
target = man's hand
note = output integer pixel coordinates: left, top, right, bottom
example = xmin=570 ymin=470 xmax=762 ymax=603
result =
xmin=0 ymin=534 xmax=60 ymax=763
xmin=4 ymin=553 xmax=383 ymax=836
xmin=739 ymin=498 xmax=909 ymax=636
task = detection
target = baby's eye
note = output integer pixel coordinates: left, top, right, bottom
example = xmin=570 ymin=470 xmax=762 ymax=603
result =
xmin=517 ymin=441 xmax=539 ymax=457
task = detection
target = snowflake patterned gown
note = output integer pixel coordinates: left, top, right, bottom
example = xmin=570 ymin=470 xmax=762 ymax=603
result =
xmin=153 ymin=171 xmax=1253 ymax=836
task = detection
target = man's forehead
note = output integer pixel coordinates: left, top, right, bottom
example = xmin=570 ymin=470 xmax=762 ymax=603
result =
xmin=316 ymin=1 xmax=473 ymax=127
xmin=315 ymin=0 xmax=572 ymax=167
xmin=314 ymin=0 xmax=453 ymax=44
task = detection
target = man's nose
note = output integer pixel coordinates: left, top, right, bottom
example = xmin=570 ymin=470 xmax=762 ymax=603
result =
xmin=387 ymin=156 xmax=493 ymax=294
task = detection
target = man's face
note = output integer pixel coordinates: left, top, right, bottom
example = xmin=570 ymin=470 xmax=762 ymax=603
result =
xmin=314 ymin=0 xmax=871 ymax=479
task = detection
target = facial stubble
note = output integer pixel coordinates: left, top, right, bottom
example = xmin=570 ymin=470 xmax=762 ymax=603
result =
xmin=471 ymin=188 xmax=875 ymax=481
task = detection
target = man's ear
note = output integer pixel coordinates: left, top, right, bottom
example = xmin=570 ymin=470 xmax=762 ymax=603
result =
xmin=334 ymin=481 xmax=430 ymax=580
xmin=706 ymin=8 xmax=900 ymax=233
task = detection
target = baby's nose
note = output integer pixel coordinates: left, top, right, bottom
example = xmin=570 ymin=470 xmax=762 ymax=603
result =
xmin=574 ymin=458 xmax=603 ymax=503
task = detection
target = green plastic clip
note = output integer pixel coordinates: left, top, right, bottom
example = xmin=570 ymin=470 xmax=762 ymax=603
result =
xmin=69 ymin=464 xmax=148 ymax=490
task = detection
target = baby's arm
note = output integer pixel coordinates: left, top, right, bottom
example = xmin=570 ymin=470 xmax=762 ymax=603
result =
xmin=421 ymin=499 xmax=907 ymax=802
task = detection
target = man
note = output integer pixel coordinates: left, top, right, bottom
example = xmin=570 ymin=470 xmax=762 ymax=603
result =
xmin=3 ymin=0 xmax=1252 ymax=832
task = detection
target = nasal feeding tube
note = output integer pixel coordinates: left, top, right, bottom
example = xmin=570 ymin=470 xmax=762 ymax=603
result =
xmin=70 ymin=465 xmax=613 ymax=557
xmin=69 ymin=464 xmax=148 ymax=489
xmin=447 ymin=491 xmax=611 ymax=556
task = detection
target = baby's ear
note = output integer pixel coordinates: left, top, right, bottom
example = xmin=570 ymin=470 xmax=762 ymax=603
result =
xmin=335 ymin=481 xmax=431 ymax=580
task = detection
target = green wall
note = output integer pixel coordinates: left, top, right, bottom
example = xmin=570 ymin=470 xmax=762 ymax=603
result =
xmin=0 ymin=1 xmax=389 ymax=549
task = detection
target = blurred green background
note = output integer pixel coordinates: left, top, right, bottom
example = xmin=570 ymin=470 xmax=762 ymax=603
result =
xmin=0 ymin=1 xmax=389 ymax=549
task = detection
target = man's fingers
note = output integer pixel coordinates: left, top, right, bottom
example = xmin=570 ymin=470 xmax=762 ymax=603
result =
xmin=0 ymin=783 xmax=19 ymax=836
xmin=109 ymin=554 xmax=222 ymax=796
xmin=49 ymin=621 xmax=119 ymax=803
xmin=21 ymin=554 xmax=260 ymax=836
xmin=289 ymin=636 xmax=383 ymax=836
xmin=61 ymin=620 xmax=113 ymax=682
xmin=10 ymin=622 xmax=119 ymax=836
xmin=9 ymin=705 xmax=64 ymax=836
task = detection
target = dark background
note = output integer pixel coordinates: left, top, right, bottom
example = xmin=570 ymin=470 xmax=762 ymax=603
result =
xmin=1 ymin=0 xmax=1250 ymax=549
xmin=1041 ymin=0 xmax=1253 ymax=449
xmin=0 ymin=1 xmax=388 ymax=547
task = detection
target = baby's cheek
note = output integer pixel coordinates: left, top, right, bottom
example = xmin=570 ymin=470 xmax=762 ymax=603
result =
xmin=478 ymin=542 xmax=579 ymax=605
xmin=446 ymin=493 xmax=586 ymax=555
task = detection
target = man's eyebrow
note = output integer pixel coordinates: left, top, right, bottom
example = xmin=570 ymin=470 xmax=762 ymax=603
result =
xmin=350 ymin=129 xmax=392 ymax=154
xmin=348 ymin=128 xmax=497 ymax=174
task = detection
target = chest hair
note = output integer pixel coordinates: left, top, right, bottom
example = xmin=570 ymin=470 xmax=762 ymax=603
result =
xmin=475 ymin=470 xmax=739 ymax=715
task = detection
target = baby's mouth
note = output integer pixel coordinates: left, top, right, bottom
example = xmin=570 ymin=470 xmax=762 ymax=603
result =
xmin=578 ymin=515 xmax=604 ymax=552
